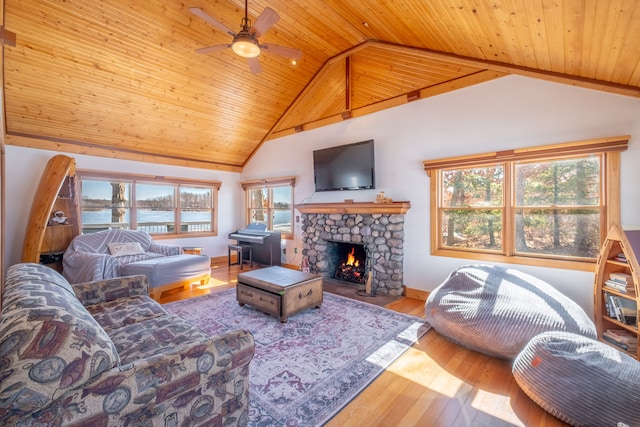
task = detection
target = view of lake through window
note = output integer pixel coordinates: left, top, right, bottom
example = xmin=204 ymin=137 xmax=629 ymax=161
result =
xmin=242 ymin=178 xmax=295 ymax=237
xmin=80 ymin=179 xmax=215 ymax=234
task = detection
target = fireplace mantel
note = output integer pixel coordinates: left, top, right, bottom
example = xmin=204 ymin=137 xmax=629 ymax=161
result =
xmin=295 ymin=201 xmax=411 ymax=215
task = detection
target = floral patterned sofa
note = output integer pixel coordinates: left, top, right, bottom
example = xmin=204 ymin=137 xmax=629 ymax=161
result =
xmin=0 ymin=263 xmax=254 ymax=426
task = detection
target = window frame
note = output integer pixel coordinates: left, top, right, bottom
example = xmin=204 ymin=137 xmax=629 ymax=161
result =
xmin=77 ymin=170 xmax=220 ymax=239
xmin=423 ymin=136 xmax=629 ymax=271
xmin=241 ymin=176 xmax=296 ymax=240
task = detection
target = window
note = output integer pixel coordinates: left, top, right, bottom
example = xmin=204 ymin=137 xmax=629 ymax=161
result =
xmin=241 ymin=177 xmax=295 ymax=239
xmin=78 ymin=170 xmax=220 ymax=237
xmin=423 ymin=136 xmax=629 ymax=270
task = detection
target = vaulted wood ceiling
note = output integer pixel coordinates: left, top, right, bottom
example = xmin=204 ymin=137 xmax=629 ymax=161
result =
xmin=3 ymin=1 xmax=640 ymax=171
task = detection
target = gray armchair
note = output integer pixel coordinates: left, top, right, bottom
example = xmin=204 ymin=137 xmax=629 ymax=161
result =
xmin=63 ymin=229 xmax=181 ymax=283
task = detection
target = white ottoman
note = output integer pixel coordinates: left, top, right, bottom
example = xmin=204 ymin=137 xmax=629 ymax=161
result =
xmin=121 ymin=254 xmax=211 ymax=300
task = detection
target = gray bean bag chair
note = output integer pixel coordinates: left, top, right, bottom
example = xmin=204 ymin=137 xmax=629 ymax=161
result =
xmin=424 ymin=264 xmax=596 ymax=359
xmin=513 ymin=331 xmax=640 ymax=427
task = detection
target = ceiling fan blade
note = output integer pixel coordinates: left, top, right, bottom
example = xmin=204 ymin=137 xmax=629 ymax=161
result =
xmin=261 ymin=43 xmax=302 ymax=60
xmin=195 ymin=44 xmax=231 ymax=54
xmin=247 ymin=57 xmax=262 ymax=74
xmin=252 ymin=7 xmax=280 ymax=38
xmin=189 ymin=7 xmax=236 ymax=37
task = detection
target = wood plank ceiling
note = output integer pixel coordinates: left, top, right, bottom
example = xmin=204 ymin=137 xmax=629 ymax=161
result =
xmin=3 ymin=0 xmax=640 ymax=171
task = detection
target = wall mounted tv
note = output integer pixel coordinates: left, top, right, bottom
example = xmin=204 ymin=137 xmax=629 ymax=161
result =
xmin=313 ymin=139 xmax=375 ymax=192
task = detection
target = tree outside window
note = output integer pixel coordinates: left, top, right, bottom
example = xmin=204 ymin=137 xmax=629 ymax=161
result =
xmin=180 ymin=186 xmax=213 ymax=233
xmin=441 ymin=165 xmax=504 ymax=251
xmin=81 ymin=180 xmax=131 ymax=232
xmin=424 ymin=136 xmax=628 ymax=270
xmin=513 ymin=156 xmax=601 ymax=258
xmin=242 ymin=177 xmax=295 ymax=239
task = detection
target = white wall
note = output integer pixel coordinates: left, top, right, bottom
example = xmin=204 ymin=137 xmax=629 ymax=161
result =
xmin=242 ymin=75 xmax=640 ymax=316
xmin=4 ymin=146 xmax=244 ymax=271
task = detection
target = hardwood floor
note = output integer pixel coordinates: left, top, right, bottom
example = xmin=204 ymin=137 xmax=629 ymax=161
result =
xmin=159 ymin=263 xmax=568 ymax=427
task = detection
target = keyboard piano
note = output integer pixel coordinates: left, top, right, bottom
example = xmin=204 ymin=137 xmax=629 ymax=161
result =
xmin=228 ymin=224 xmax=282 ymax=266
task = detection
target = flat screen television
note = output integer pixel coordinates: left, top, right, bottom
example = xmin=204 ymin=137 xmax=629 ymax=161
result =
xmin=313 ymin=139 xmax=375 ymax=192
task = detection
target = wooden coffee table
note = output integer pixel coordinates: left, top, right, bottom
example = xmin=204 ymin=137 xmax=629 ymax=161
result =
xmin=236 ymin=266 xmax=323 ymax=322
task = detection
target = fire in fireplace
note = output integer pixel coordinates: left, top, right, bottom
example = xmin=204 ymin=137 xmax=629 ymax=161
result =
xmin=334 ymin=244 xmax=367 ymax=284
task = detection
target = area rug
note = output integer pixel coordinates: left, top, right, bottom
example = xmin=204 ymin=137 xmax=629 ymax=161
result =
xmin=164 ymin=289 xmax=430 ymax=426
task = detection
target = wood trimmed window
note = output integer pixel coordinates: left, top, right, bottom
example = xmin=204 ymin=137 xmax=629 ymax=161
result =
xmin=241 ymin=176 xmax=296 ymax=239
xmin=77 ymin=170 xmax=220 ymax=239
xmin=423 ymin=136 xmax=629 ymax=271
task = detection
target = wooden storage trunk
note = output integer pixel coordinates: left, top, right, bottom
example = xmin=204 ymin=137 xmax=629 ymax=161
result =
xmin=237 ymin=266 xmax=323 ymax=322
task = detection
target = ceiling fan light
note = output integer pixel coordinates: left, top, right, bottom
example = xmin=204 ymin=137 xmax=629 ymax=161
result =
xmin=232 ymin=35 xmax=260 ymax=58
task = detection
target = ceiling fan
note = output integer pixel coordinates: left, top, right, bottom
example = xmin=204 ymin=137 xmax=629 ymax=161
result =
xmin=189 ymin=1 xmax=302 ymax=73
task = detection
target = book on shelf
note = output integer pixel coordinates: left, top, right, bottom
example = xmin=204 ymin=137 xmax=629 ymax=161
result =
xmin=621 ymin=307 xmax=638 ymax=326
xmin=604 ymin=295 xmax=613 ymax=318
xmin=603 ymin=330 xmax=638 ymax=352
xmin=602 ymin=335 xmax=637 ymax=352
xmin=614 ymin=253 xmax=628 ymax=263
xmin=604 ymin=279 xmax=635 ymax=293
xmin=604 ymin=293 xmax=638 ymax=326
xmin=604 ymin=329 xmax=637 ymax=343
xmin=610 ymin=272 xmax=633 ymax=284
xmin=609 ymin=294 xmax=624 ymax=321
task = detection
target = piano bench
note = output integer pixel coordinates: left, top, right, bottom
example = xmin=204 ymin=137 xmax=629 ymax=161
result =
xmin=229 ymin=244 xmax=253 ymax=270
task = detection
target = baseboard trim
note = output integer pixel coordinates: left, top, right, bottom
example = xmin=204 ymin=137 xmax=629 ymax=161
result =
xmin=210 ymin=256 xmax=227 ymax=266
xmin=404 ymin=287 xmax=429 ymax=301
xmin=210 ymin=257 xmax=431 ymax=302
xmin=210 ymin=256 xmax=296 ymax=270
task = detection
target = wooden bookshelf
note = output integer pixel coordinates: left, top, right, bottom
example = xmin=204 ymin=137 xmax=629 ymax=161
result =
xmin=21 ymin=155 xmax=80 ymax=272
xmin=593 ymin=224 xmax=640 ymax=358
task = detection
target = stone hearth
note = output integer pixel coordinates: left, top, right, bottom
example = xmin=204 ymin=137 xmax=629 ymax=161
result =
xmin=297 ymin=202 xmax=410 ymax=296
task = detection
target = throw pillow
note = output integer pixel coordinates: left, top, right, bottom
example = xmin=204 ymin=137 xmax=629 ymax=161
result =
xmin=107 ymin=242 xmax=146 ymax=257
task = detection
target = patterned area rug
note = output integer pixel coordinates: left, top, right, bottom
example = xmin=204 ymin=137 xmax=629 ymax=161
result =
xmin=164 ymin=289 xmax=430 ymax=426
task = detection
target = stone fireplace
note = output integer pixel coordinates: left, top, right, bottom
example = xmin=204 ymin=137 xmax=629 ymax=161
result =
xmin=296 ymin=202 xmax=410 ymax=296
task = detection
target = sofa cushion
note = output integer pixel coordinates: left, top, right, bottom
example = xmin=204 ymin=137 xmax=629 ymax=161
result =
xmin=107 ymin=314 xmax=213 ymax=365
xmin=120 ymin=254 xmax=211 ymax=288
xmin=513 ymin=331 xmax=640 ymax=427
xmin=424 ymin=264 xmax=597 ymax=359
xmin=72 ymin=275 xmax=150 ymax=306
xmin=0 ymin=263 xmax=120 ymax=413
xmin=86 ymin=295 xmax=168 ymax=332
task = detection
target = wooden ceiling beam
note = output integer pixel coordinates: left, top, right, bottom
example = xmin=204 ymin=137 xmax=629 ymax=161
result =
xmin=265 ymin=69 xmax=505 ymax=142
xmin=6 ymin=134 xmax=243 ymax=172
xmin=371 ymin=40 xmax=640 ymax=98
xmin=263 ymin=38 xmax=640 ymax=153
xmin=345 ymin=55 xmax=351 ymax=112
